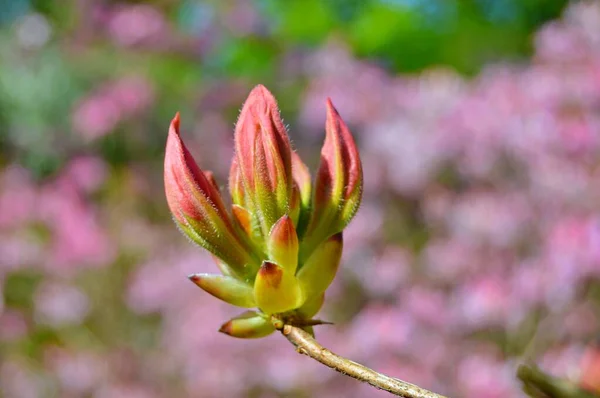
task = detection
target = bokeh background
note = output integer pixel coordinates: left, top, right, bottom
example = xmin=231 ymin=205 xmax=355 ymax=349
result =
xmin=1 ymin=0 xmax=599 ymax=397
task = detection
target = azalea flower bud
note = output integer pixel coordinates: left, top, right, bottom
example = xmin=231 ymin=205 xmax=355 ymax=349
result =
xmin=164 ymin=113 xmax=258 ymax=278
xmin=301 ymin=100 xmax=362 ymax=260
xmin=219 ymin=311 xmax=275 ymax=339
xmin=234 ymin=85 xmax=293 ymax=237
xmin=166 ymin=86 xmax=364 ymax=338
xmin=254 ymin=261 xmax=304 ymax=314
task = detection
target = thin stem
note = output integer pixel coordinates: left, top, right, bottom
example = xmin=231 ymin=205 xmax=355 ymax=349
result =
xmin=279 ymin=324 xmax=449 ymax=398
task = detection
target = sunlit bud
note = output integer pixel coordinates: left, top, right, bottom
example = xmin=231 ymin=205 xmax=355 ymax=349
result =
xmin=219 ymin=311 xmax=275 ymax=338
xmin=301 ymin=100 xmax=362 ymax=258
xmin=234 ymin=85 xmax=293 ymax=236
xmin=188 ymin=274 xmax=256 ymax=308
xmin=267 ymin=215 xmax=299 ymax=274
xmin=254 ymin=261 xmax=304 ymax=314
xmin=297 ymin=233 xmax=343 ymax=301
xmin=164 ymin=113 xmax=257 ymax=278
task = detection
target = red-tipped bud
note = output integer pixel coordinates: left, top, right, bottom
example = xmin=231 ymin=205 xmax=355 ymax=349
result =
xmin=219 ymin=311 xmax=275 ymax=338
xmin=254 ymin=261 xmax=304 ymax=314
xmin=164 ymin=113 xmax=257 ymax=277
xmin=268 ymin=215 xmax=299 ymax=274
xmin=234 ymin=85 xmax=293 ymax=236
xmin=301 ymin=100 xmax=362 ymax=258
xmin=188 ymin=274 xmax=256 ymax=308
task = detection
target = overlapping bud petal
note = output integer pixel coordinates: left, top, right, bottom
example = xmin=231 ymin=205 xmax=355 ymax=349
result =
xmin=166 ymin=86 xmax=362 ymax=338
xmin=234 ymin=85 xmax=293 ymax=237
xmin=164 ymin=114 xmax=258 ymax=279
xmin=301 ymin=100 xmax=362 ymax=260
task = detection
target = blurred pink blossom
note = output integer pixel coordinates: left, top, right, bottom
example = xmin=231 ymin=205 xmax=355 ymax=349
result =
xmin=106 ymin=5 xmax=166 ymax=47
xmin=34 ymin=282 xmax=90 ymax=326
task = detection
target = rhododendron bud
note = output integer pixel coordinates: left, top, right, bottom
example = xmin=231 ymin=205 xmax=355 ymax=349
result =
xmin=301 ymin=100 xmax=362 ymax=260
xmin=234 ymin=85 xmax=293 ymax=237
xmin=164 ymin=113 xmax=258 ymax=278
xmin=166 ymin=85 xmax=363 ymax=338
xmin=254 ymin=261 xmax=304 ymax=314
xmin=219 ymin=311 xmax=275 ymax=338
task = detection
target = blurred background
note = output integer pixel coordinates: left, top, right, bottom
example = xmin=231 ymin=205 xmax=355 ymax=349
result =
xmin=1 ymin=0 xmax=599 ymax=397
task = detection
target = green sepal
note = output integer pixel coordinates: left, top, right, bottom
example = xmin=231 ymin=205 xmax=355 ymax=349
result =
xmin=297 ymin=233 xmax=343 ymax=301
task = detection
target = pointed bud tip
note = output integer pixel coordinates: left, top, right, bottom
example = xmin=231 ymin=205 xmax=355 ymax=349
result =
xmin=171 ymin=112 xmax=181 ymax=132
xmin=218 ymin=321 xmax=233 ymax=335
xmin=330 ymin=232 xmax=343 ymax=243
xmin=188 ymin=274 xmax=202 ymax=283
xmin=258 ymin=261 xmax=282 ymax=287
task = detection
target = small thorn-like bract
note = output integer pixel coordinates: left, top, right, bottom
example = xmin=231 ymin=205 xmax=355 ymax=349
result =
xmin=166 ymin=87 xmax=362 ymax=338
xmin=219 ymin=311 xmax=275 ymax=338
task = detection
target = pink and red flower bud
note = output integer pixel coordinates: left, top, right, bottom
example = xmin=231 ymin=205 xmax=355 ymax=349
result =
xmin=164 ymin=113 xmax=257 ymax=277
xmin=301 ymin=100 xmax=362 ymax=259
xmin=168 ymin=87 xmax=363 ymax=337
xmin=234 ymin=85 xmax=293 ymax=237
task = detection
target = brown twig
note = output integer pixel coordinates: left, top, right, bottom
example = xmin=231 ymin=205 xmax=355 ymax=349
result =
xmin=279 ymin=324 xmax=449 ymax=398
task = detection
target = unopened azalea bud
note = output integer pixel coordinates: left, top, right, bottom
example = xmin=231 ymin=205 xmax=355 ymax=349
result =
xmin=297 ymin=233 xmax=343 ymax=301
xmin=219 ymin=311 xmax=275 ymax=338
xmin=168 ymin=86 xmax=364 ymax=338
xmin=301 ymin=100 xmax=362 ymax=259
xmin=234 ymin=85 xmax=293 ymax=237
xmin=164 ymin=113 xmax=257 ymax=278
xmin=267 ymin=215 xmax=299 ymax=274
xmin=188 ymin=274 xmax=255 ymax=308
xmin=254 ymin=261 xmax=304 ymax=314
